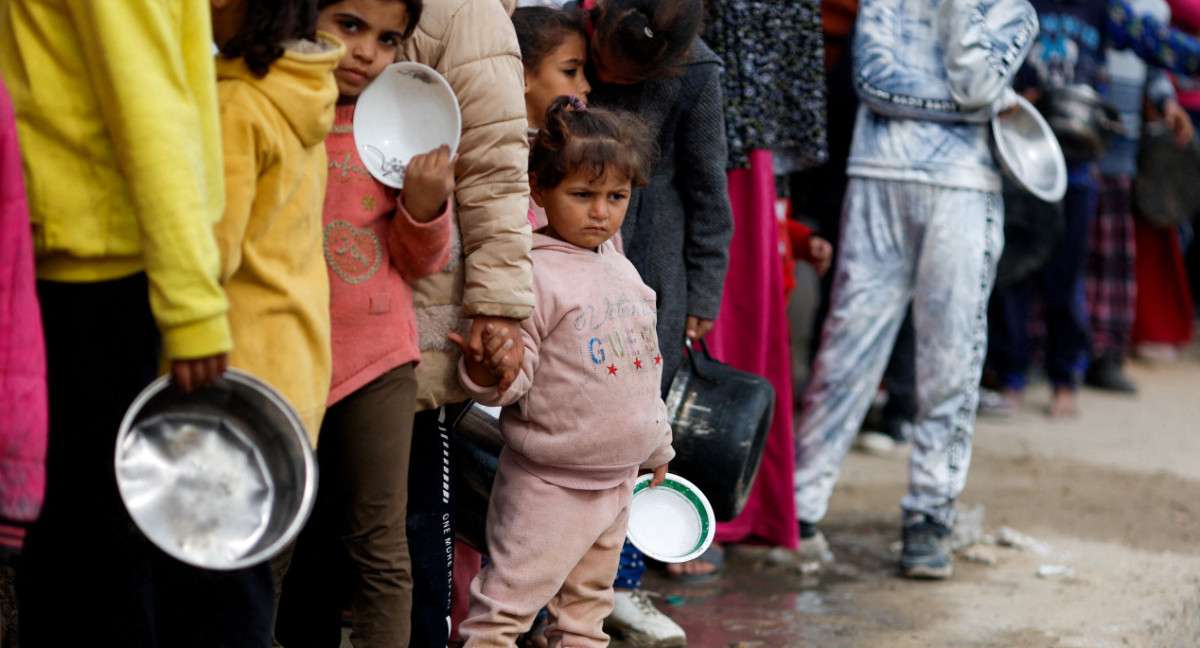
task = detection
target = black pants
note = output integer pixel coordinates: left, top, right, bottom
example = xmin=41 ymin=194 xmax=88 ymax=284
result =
xmin=407 ymin=406 xmax=456 ymax=647
xmin=277 ymin=365 xmax=419 ymax=648
xmin=19 ymin=274 xmax=273 ymax=648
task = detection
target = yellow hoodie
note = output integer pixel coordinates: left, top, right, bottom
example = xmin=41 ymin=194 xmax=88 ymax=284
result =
xmin=0 ymin=0 xmax=231 ymax=360
xmin=214 ymin=36 xmax=343 ymax=444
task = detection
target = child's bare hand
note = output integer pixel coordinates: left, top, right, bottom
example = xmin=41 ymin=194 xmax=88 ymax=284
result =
xmin=402 ymin=145 xmax=456 ymax=222
xmin=809 ymin=235 xmax=833 ymax=276
xmin=449 ymin=323 xmax=518 ymax=393
xmin=469 ymin=316 xmax=523 ymax=395
xmin=649 ymin=463 xmax=668 ymax=488
xmin=171 ymin=353 xmax=228 ymax=393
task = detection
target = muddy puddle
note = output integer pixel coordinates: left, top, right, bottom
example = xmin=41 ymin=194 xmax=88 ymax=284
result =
xmin=622 ymin=520 xmax=912 ymax=648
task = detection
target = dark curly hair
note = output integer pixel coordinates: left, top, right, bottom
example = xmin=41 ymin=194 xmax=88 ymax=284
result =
xmin=317 ymin=0 xmax=422 ymax=40
xmin=512 ymin=6 xmax=587 ymax=73
xmin=219 ymin=0 xmax=319 ymax=78
xmin=586 ymin=0 xmax=702 ymax=80
xmin=530 ymin=95 xmax=656 ymax=191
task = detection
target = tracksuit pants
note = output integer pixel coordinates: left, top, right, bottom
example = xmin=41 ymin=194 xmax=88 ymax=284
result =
xmin=794 ymin=178 xmax=1003 ymax=528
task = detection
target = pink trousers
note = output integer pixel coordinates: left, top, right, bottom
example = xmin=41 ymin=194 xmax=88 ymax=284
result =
xmin=459 ymin=448 xmax=634 ymax=648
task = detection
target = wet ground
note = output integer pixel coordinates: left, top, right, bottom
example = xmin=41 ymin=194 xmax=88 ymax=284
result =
xmin=617 ymin=342 xmax=1200 ymax=648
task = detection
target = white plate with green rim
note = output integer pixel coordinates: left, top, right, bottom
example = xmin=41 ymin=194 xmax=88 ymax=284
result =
xmin=626 ymin=473 xmax=715 ymax=563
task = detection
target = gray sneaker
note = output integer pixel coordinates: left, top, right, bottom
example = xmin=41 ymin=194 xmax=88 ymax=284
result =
xmin=898 ymin=516 xmax=953 ymax=579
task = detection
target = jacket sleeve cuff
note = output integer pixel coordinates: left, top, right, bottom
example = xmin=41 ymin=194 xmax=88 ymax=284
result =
xmin=396 ymin=196 xmax=453 ymax=230
xmin=460 ymin=302 xmax=534 ymax=320
xmin=456 ymin=358 xmax=502 ymax=405
xmin=640 ymin=423 xmax=675 ymax=470
xmin=160 ymin=315 xmax=233 ymax=361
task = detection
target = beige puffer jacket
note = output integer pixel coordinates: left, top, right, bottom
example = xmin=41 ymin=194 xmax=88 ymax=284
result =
xmin=400 ymin=0 xmax=534 ymax=410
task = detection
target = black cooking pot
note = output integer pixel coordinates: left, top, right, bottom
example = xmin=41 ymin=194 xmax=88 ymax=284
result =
xmin=1134 ymin=120 xmax=1200 ymax=227
xmin=1037 ymin=84 xmax=1124 ymax=161
xmin=663 ymin=341 xmax=774 ymax=522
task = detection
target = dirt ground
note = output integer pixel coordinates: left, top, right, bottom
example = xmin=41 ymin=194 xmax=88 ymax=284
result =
xmin=4 ymin=341 xmax=1196 ymax=648
xmin=629 ymin=342 xmax=1200 ymax=648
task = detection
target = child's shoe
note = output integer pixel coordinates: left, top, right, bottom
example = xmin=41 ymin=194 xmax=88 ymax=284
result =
xmin=604 ymin=589 xmax=686 ymax=648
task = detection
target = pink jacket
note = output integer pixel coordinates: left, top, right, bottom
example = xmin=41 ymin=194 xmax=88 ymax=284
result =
xmin=0 ymin=80 xmax=47 ymax=553
xmin=460 ymin=235 xmax=674 ymax=490
xmin=325 ymin=104 xmax=453 ymax=404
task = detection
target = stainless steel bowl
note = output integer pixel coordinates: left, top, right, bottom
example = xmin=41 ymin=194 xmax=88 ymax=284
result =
xmin=991 ymin=94 xmax=1067 ymax=203
xmin=115 ymin=369 xmax=316 ymax=570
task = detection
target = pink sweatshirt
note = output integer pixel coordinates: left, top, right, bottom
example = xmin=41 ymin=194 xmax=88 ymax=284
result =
xmin=459 ymin=234 xmax=674 ymax=490
xmin=325 ymin=104 xmax=453 ymax=404
xmin=0 ymin=80 xmax=47 ymax=552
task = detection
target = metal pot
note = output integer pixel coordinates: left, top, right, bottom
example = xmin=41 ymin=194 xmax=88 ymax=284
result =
xmin=115 ymin=369 xmax=316 ymax=570
xmin=1037 ymin=84 xmax=1125 ymax=161
xmin=663 ymin=341 xmax=774 ymax=522
xmin=1134 ymin=120 xmax=1200 ymax=227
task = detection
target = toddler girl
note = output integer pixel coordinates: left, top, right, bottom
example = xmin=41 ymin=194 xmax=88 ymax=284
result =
xmin=273 ymin=0 xmax=456 ymax=646
xmin=576 ymin=0 xmax=734 ymax=621
xmin=452 ymin=95 xmax=672 ymax=648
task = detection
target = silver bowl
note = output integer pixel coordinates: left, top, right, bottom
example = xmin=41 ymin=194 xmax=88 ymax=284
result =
xmin=991 ymin=94 xmax=1068 ymax=203
xmin=115 ymin=369 xmax=316 ymax=570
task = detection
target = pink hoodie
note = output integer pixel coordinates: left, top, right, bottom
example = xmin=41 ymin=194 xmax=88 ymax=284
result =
xmin=0 ymin=80 xmax=47 ymax=553
xmin=459 ymin=234 xmax=673 ymax=489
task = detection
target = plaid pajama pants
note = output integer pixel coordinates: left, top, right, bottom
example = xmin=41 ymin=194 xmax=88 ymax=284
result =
xmin=1086 ymin=174 xmax=1137 ymax=357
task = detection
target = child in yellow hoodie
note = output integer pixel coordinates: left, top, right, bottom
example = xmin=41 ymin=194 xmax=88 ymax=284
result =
xmin=210 ymin=0 xmax=343 ymax=445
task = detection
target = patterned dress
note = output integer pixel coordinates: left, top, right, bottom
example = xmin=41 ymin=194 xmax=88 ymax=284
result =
xmin=704 ymin=0 xmax=828 ymax=172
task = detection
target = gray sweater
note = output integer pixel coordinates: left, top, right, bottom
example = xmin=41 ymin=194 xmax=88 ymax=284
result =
xmin=590 ymin=39 xmax=735 ymax=390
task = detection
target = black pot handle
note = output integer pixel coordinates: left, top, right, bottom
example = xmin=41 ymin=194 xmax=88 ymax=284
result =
xmin=683 ymin=339 xmax=721 ymax=384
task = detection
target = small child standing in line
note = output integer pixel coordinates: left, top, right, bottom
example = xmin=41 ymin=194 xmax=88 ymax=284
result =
xmin=274 ymin=0 xmax=456 ymax=646
xmin=210 ymin=0 xmax=343 ymax=446
xmin=452 ymin=96 xmax=672 ymax=648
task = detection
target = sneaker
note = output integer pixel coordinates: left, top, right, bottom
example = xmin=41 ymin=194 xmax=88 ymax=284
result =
xmin=977 ymin=387 xmax=1013 ymax=418
xmin=898 ymin=515 xmax=953 ymax=579
xmin=853 ymin=430 xmax=897 ymax=456
xmin=796 ymin=521 xmax=835 ymax=564
xmin=604 ymin=590 xmax=686 ymax=648
xmin=1084 ymin=353 xmax=1137 ymax=393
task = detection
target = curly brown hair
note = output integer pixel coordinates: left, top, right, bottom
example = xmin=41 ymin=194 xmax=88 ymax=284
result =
xmin=529 ymin=95 xmax=657 ymax=191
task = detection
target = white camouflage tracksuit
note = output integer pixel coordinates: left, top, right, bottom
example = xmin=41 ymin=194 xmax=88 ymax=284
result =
xmin=794 ymin=0 xmax=1038 ymax=528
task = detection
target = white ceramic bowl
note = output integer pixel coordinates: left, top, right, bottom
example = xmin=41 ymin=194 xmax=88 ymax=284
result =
xmin=115 ymin=369 xmax=316 ymax=570
xmin=991 ymin=95 xmax=1068 ymax=203
xmin=354 ymin=61 xmax=461 ymax=189
xmin=626 ymin=473 xmax=715 ymax=563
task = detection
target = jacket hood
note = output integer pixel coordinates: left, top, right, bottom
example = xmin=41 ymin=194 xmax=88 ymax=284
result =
xmin=531 ymin=231 xmax=619 ymax=256
xmin=215 ymin=33 xmax=344 ymax=147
